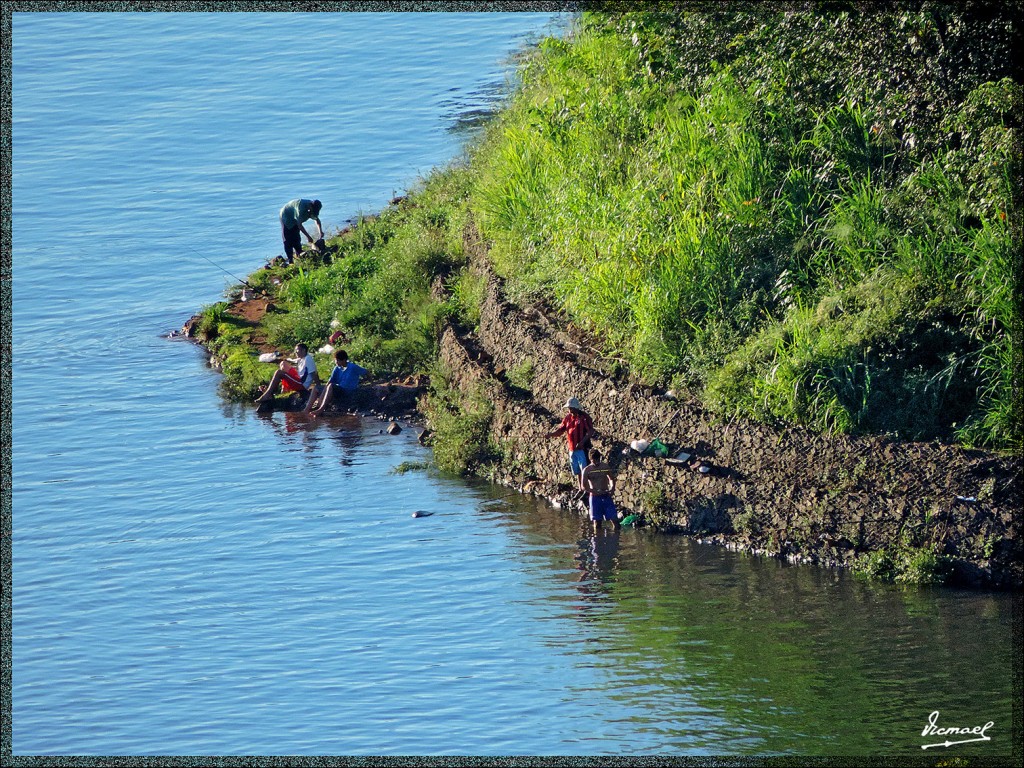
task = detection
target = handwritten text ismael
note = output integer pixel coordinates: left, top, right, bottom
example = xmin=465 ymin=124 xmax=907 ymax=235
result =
xmin=921 ymin=710 xmax=994 ymax=750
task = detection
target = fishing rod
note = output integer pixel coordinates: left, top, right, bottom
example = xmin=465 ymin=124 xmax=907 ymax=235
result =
xmin=183 ymin=246 xmax=256 ymax=289
xmin=182 ymin=245 xmax=282 ymax=301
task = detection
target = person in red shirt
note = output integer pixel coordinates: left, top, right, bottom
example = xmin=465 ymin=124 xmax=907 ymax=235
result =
xmin=544 ymin=397 xmax=595 ymax=482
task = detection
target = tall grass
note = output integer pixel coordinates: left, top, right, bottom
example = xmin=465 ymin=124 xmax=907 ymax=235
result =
xmin=210 ymin=163 xmax=473 ymax=399
xmin=472 ymin=42 xmax=776 ymax=380
xmin=465 ymin=14 xmax=1019 ymax=449
xmin=209 ymin=8 xmax=1020 ymax=450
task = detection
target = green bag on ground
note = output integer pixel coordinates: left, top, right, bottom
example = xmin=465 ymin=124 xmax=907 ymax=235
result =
xmin=647 ymin=438 xmax=669 ymax=457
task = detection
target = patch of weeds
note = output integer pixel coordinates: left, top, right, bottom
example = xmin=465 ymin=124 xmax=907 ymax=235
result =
xmin=422 ymin=367 xmax=496 ymax=475
xmin=852 ymin=548 xmax=897 ymax=580
xmin=264 ymin=301 xmax=335 ymax=352
xmin=447 ymin=268 xmax=487 ymax=329
xmin=729 ymin=507 xmax=760 ymax=535
xmin=282 ymin=267 xmax=336 ymax=308
xmin=852 ymin=543 xmax=953 ymax=585
xmin=244 ymin=265 xmax=287 ymax=297
xmin=639 ymin=482 xmax=671 ymax=527
xmin=391 ymin=460 xmax=433 ymax=474
xmin=196 ymin=302 xmax=229 ymax=341
xmin=491 ymin=437 xmax=534 ymax=478
xmin=981 ymin=533 xmax=998 ymax=560
xmin=218 ymin=349 xmax=274 ymax=401
xmin=894 ymin=546 xmax=953 ymax=585
xmin=506 ymin=358 xmax=536 ymax=392
xmin=834 ymin=456 xmax=870 ymax=492
xmin=216 ymin=324 xmax=251 ymax=345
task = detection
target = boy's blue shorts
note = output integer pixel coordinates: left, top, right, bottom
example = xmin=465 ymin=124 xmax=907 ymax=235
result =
xmin=589 ymin=494 xmax=617 ymax=522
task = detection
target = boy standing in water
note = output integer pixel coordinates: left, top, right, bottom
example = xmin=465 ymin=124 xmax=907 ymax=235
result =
xmin=580 ymin=449 xmax=620 ymax=533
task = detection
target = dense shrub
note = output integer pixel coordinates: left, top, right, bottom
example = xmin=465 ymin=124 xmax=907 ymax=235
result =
xmin=468 ymin=3 xmax=1021 ymax=449
xmin=421 ymin=365 xmax=496 ymax=475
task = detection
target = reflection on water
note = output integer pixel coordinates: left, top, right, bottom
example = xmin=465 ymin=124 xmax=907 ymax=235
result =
xmin=485 ymin=488 xmax=1017 ymax=756
xmin=574 ymin=529 xmax=624 ymax=603
xmin=443 ymin=80 xmax=509 ymax=135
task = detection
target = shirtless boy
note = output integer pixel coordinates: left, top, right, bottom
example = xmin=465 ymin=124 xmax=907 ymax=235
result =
xmin=580 ymin=449 xmax=620 ymax=533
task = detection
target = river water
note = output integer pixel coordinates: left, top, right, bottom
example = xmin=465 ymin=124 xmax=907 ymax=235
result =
xmin=9 ymin=10 xmax=1019 ymax=759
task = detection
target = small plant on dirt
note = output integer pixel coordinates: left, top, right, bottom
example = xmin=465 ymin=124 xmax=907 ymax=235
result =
xmin=422 ymin=367 xmax=496 ymax=475
xmin=639 ymin=482 xmax=671 ymax=528
xmin=196 ymin=302 xmax=229 ymax=341
xmin=506 ymin=358 xmax=536 ymax=391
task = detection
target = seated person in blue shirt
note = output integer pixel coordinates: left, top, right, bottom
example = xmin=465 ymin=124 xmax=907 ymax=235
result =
xmin=307 ymin=349 xmax=368 ymax=415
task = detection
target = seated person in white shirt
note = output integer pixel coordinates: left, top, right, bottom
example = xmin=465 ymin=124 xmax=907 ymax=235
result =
xmin=255 ymin=343 xmax=320 ymax=404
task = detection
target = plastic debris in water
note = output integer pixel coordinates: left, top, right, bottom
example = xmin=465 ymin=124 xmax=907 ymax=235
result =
xmin=956 ymin=495 xmax=977 ymax=503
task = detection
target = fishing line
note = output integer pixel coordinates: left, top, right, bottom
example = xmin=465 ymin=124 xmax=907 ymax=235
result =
xmin=182 ymin=245 xmax=255 ymax=288
xmin=179 ymin=245 xmax=281 ymax=303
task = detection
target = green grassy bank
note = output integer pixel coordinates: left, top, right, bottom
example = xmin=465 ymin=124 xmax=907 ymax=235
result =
xmin=200 ymin=2 xmax=1021 ymax=455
